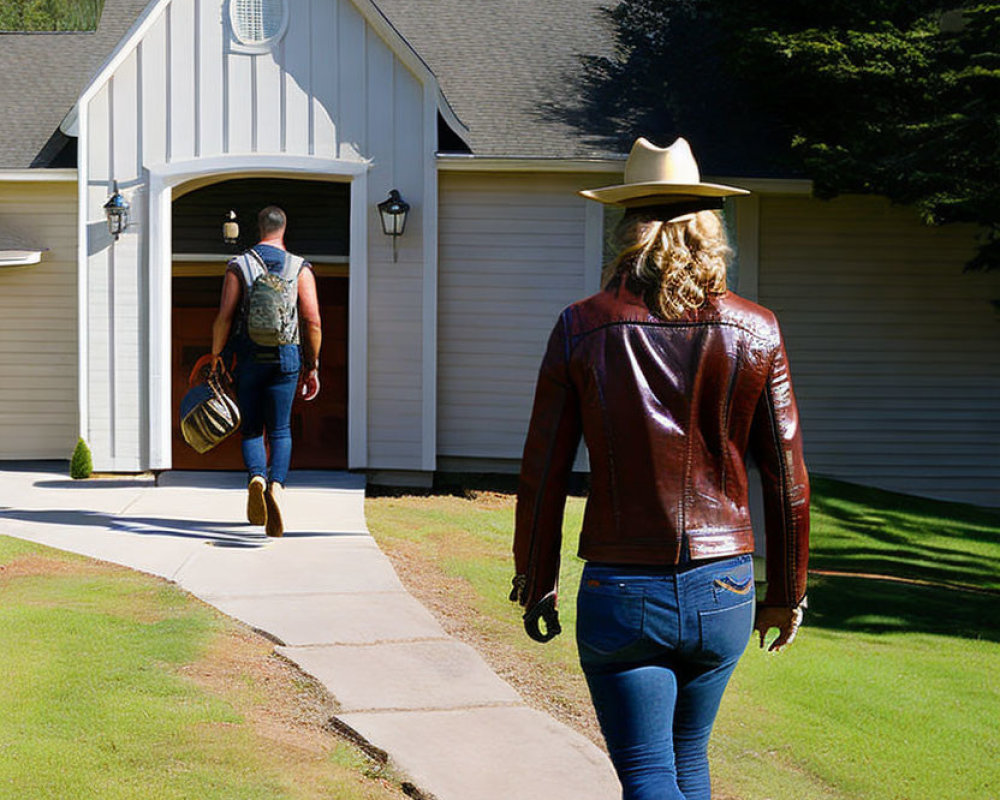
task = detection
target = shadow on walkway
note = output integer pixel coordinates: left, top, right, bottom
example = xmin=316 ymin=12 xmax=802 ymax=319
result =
xmin=0 ymin=508 xmax=364 ymax=544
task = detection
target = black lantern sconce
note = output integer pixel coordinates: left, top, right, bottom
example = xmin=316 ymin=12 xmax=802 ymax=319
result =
xmin=377 ymin=189 xmax=410 ymax=262
xmin=103 ymin=181 xmax=130 ymax=241
xmin=223 ymin=210 xmax=240 ymax=246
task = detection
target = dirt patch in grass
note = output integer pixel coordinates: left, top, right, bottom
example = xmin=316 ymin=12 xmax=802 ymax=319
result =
xmin=1 ymin=540 xmax=408 ymax=799
xmin=176 ymin=618 xmax=409 ymax=798
xmin=0 ymin=553 xmax=111 ymax=580
xmin=173 ymin=597 xmax=409 ymax=797
xmin=179 ymin=625 xmax=339 ymax=757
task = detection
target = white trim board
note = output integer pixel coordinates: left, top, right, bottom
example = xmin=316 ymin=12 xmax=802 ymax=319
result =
xmin=437 ymin=156 xmax=626 ymax=174
xmin=436 ymin=156 xmax=814 ymax=197
xmin=0 ymin=252 xmax=44 ymax=266
xmin=421 ymin=81 xmax=438 ymax=471
xmin=145 ymin=154 xmax=371 ymax=470
xmin=0 ymin=169 xmax=78 ymax=182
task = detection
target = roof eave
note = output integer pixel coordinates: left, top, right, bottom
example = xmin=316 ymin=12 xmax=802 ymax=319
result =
xmin=437 ymin=155 xmax=813 ymax=193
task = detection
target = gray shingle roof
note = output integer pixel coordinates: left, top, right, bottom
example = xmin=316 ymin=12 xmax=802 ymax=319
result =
xmin=0 ymin=0 xmax=152 ymax=168
xmin=0 ymin=0 xmax=617 ymax=168
xmin=374 ymin=0 xmax=618 ymax=159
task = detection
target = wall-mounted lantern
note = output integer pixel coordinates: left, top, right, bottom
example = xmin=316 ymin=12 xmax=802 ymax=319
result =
xmin=103 ymin=181 xmax=130 ymax=241
xmin=377 ymin=189 xmax=410 ymax=262
xmin=223 ymin=210 xmax=240 ymax=245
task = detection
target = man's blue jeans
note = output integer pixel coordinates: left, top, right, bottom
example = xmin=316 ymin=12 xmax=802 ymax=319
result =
xmin=576 ymin=554 xmax=755 ymax=800
xmin=235 ymin=358 xmax=298 ymax=486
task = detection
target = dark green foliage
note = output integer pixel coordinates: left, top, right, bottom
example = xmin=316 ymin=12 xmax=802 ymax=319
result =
xmin=69 ymin=438 xmax=93 ymax=480
xmin=556 ymin=1 xmax=1000 ymax=269
xmin=0 ymin=0 xmax=104 ymax=32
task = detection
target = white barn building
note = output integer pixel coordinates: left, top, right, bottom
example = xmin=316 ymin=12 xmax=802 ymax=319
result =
xmin=0 ymin=0 xmax=997 ymax=506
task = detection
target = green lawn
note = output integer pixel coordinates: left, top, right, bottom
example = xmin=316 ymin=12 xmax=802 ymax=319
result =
xmin=366 ymin=477 xmax=1000 ymax=800
xmin=0 ymin=535 xmax=403 ymax=800
xmin=809 ymin=475 xmax=1000 ymax=591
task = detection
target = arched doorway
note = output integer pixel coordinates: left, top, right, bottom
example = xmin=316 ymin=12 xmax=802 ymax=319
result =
xmin=170 ymin=177 xmax=350 ymax=470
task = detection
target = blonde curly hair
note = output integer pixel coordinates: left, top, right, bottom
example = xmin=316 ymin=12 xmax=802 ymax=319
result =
xmin=602 ymin=209 xmax=732 ymax=319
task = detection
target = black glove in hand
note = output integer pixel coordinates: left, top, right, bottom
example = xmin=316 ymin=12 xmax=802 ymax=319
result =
xmin=509 ymin=574 xmax=527 ymax=604
xmin=523 ymin=593 xmax=561 ymax=643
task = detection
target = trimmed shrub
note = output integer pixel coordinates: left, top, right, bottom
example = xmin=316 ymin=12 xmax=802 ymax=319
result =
xmin=70 ymin=438 xmax=93 ymax=480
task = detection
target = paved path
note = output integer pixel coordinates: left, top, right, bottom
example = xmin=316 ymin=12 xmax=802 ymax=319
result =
xmin=0 ymin=465 xmax=619 ymax=800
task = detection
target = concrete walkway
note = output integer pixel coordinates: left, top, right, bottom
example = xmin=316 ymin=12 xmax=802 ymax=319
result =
xmin=0 ymin=465 xmax=619 ymax=800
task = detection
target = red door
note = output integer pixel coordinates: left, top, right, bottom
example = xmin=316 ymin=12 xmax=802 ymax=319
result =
xmin=172 ymin=274 xmax=348 ymax=471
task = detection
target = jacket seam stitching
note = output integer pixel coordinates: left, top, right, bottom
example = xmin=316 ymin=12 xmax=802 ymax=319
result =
xmin=764 ymin=367 xmax=796 ymax=606
xmin=592 ymin=367 xmax=621 ymax=538
xmin=720 ymin=367 xmax=739 ymax=496
xmin=524 ymin=383 xmax=569 ymax=602
xmin=681 ymin=379 xmax=695 ymax=555
xmin=567 ymin=319 xmax=773 ymax=357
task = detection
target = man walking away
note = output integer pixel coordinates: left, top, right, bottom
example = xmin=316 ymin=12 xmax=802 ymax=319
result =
xmin=210 ymin=205 xmax=322 ymax=537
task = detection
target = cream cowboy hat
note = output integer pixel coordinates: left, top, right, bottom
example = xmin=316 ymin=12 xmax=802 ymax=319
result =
xmin=580 ymin=137 xmax=749 ymax=207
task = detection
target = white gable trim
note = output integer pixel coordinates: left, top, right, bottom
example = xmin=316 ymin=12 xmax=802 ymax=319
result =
xmin=74 ymin=0 xmax=455 ymax=132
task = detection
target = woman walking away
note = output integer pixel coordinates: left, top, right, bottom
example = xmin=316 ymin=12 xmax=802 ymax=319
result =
xmin=511 ymin=137 xmax=809 ymax=800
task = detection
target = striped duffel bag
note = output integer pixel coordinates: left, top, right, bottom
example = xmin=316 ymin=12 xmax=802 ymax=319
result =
xmin=180 ymin=355 xmax=241 ymax=453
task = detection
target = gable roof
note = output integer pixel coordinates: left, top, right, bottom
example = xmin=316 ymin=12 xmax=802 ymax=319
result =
xmin=373 ymin=0 xmax=617 ymax=160
xmin=0 ymin=0 xmax=152 ymax=169
xmin=0 ymin=0 xmax=621 ymax=168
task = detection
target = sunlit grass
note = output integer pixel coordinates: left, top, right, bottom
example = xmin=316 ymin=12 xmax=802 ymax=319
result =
xmin=0 ymin=536 xmax=403 ymax=800
xmin=366 ymin=477 xmax=1000 ymax=800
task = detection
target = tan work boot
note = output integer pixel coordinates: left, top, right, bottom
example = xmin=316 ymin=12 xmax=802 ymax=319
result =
xmin=247 ymin=475 xmax=267 ymax=526
xmin=265 ymin=481 xmax=285 ymax=538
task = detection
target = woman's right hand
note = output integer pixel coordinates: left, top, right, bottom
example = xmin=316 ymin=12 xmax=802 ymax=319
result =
xmin=754 ymin=605 xmax=804 ymax=652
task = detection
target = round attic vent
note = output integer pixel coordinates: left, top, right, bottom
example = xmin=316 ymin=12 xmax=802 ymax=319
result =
xmin=230 ymin=0 xmax=287 ymax=48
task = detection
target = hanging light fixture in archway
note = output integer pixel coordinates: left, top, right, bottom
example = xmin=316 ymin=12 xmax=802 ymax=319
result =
xmin=222 ymin=210 xmax=240 ymax=246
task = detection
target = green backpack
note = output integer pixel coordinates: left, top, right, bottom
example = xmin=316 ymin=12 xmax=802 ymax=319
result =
xmin=234 ymin=249 xmax=305 ymax=347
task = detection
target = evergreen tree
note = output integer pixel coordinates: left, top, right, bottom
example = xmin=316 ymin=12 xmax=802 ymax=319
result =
xmin=70 ymin=438 xmax=93 ymax=480
xmin=0 ymin=0 xmax=103 ymax=32
xmin=559 ymin=1 xmax=1000 ymax=269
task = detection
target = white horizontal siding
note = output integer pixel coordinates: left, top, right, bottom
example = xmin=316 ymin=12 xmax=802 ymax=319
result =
xmin=437 ymin=172 xmax=599 ymax=461
xmin=0 ymin=183 xmax=78 ymax=459
xmin=758 ymin=193 xmax=1000 ymax=507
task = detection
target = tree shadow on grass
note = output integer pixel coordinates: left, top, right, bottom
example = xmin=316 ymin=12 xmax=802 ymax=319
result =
xmin=809 ymin=476 xmax=1000 ymax=590
xmin=805 ymin=573 xmax=1000 ymax=644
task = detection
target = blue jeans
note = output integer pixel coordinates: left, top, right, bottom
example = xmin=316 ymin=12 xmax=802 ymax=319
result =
xmin=576 ymin=554 xmax=755 ymax=800
xmin=235 ymin=358 xmax=299 ymax=486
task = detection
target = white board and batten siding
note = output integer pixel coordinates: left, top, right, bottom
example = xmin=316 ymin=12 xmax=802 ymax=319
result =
xmin=82 ymin=0 xmax=433 ymax=471
xmin=437 ymin=172 xmax=603 ymax=471
xmin=0 ymin=183 xmax=78 ymax=458
xmin=758 ymin=193 xmax=1000 ymax=507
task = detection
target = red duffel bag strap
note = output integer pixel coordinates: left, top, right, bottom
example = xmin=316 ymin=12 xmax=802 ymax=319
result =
xmin=189 ymin=354 xmax=234 ymax=389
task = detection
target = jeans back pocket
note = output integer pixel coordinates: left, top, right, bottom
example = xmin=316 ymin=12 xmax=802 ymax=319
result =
xmin=576 ymin=581 xmax=645 ymax=656
xmin=699 ymin=598 xmax=754 ymax=664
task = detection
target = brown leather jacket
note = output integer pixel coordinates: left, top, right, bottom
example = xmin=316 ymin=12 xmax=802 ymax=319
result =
xmin=513 ymin=283 xmax=809 ymax=611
